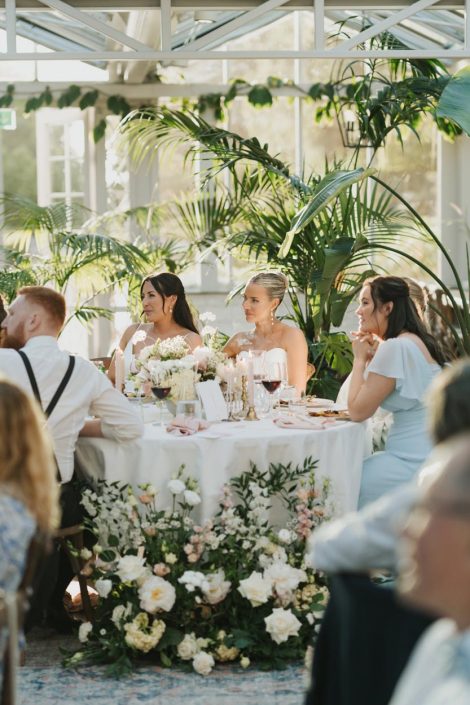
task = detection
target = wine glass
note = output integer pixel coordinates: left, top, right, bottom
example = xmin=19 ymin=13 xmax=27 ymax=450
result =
xmin=151 ymin=369 xmax=172 ymax=427
xmin=261 ymin=369 xmax=282 ymax=419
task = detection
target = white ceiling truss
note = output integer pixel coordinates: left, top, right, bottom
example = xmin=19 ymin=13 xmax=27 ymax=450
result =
xmin=0 ymin=0 xmax=469 ymax=62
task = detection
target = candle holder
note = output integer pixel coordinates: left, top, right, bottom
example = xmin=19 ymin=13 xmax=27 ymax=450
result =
xmin=246 ymin=406 xmax=259 ymax=421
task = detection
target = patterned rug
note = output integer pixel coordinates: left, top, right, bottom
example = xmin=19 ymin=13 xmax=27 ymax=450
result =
xmin=20 ymin=627 xmax=307 ymax=705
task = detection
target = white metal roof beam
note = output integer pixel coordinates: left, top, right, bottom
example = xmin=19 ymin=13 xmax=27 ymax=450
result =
xmin=37 ymin=0 xmax=154 ymax=51
xmin=6 ymin=0 xmax=16 ymax=52
xmin=179 ymin=0 xmax=293 ymax=51
xmin=332 ymin=0 xmax=443 ymax=51
xmin=160 ymin=0 xmax=171 ymax=51
xmin=2 ymin=48 xmax=468 ymax=57
xmin=0 ymin=1 xmax=465 ymax=8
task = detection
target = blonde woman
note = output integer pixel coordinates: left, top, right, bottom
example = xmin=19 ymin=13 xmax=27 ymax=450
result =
xmin=223 ymin=271 xmax=308 ymax=394
xmin=0 ymin=378 xmax=59 ymax=683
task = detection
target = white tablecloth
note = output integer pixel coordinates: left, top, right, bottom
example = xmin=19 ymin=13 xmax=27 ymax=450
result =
xmin=76 ymin=418 xmax=370 ymax=523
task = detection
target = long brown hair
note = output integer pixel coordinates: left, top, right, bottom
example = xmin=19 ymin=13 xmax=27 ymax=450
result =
xmin=367 ymin=275 xmax=447 ymax=366
xmin=0 ymin=379 xmax=60 ymax=533
xmin=140 ymin=272 xmax=199 ymax=335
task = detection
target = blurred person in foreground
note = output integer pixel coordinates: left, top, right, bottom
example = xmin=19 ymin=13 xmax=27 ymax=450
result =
xmin=307 ymin=359 xmax=470 ymax=574
xmin=0 ymin=378 xmax=60 ymax=690
xmin=389 ymin=435 xmax=470 ymax=705
xmin=0 ymin=286 xmax=144 ymax=631
xmin=304 ymin=360 xmax=470 ymax=705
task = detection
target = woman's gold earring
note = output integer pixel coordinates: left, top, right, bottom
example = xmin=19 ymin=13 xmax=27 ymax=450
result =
xmin=271 ymin=309 xmax=275 ymax=326
xmin=169 ymin=308 xmax=173 ymax=314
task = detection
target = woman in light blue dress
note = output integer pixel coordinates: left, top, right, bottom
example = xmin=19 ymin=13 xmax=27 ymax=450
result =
xmin=0 ymin=379 xmax=59 ymax=690
xmin=347 ymin=276 xmax=446 ymax=509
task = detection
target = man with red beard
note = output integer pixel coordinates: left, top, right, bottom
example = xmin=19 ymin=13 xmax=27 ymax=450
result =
xmin=0 ymin=285 xmax=143 ymax=630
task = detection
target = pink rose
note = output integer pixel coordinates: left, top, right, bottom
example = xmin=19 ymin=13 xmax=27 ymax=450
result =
xmin=314 ymin=489 xmax=320 ymax=498
xmin=144 ymin=527 xmax=156 ymax=537
xmin=296 ymin=488 xmax=310 ymax=501
xmin=193 ymin=526 xmax=203 ymax=534
xmin=138 ymin=493 xmax=153 ymax=504
xmin=190 ymin=535 xmax=199 ymax=544
xmin=188 ymin=553 xmax=199 ymax=563
xmin=184 ymin=544 xmax=194 ymax=555
xmin=154 ymin=563 xmax=171 ymax=576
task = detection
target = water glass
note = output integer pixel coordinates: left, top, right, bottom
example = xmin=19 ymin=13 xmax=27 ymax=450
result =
xmin=176 ymin=399 xmax=202 ymax=419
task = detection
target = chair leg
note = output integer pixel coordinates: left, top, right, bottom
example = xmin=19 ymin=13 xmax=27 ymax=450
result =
xmin=77 ymin=573 xmax=95 ymax=623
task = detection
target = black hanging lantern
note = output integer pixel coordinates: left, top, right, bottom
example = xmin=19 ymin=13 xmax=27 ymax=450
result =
xmin=338 ymin=108 xmax=371 ymax=149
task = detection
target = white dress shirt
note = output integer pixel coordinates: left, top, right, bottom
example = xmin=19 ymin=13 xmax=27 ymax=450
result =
xmin=390 ymin=619 xmax=470 ymax=705
xmin=0 ymin=336 xmax=144 ymax=482
xmin=306 ymin=483 xmax=418 ymax=573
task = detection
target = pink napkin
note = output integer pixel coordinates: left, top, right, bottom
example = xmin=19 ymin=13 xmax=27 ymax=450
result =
xmin=166 ymin=415 xmax=211 ymax=437
xmin=273 ymin=416 xmax=337 ymax=430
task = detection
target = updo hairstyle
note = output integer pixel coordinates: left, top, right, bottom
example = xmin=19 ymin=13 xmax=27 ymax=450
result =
xmin=402 ymin=277 xmax=428 ymax=322
xmin=366 ymin=275 xmax=446 ymax=366
xmin=140 ymin=272 xmax=199 ymax=335
xmin=248 ymin=271 xmax=289 ymax=311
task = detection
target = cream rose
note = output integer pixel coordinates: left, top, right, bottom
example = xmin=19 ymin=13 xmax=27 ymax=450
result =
xmin=264 ymin=608 xmax=302 ymax=644
xmin=78 ymin=621 xmax=93 ymax=643
xmin=201 ymin=570 xmax=231 ymax=605
xmin=95 ymin=579 xmax=113 ymax=599
xmin=117 ymin=555 xmax=147 ymax=583
xmin=192 ymin=651 xmax=215 ymax=676
xmin=238 ymin=571 xmax=272 ymax=607
xmin=177 ymin=632 xmax=199 ymax=661
xmin=264 ymin=563 xmax=307 ymax=604
xmin=138 ymin=575 xmax=176 ymax=613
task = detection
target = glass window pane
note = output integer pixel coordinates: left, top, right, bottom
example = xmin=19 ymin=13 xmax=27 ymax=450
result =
xmin=49 ymin=125 xmax=65 ymax=157
xmin=51 ymin=160 xmax=66 ymax=193
xmin=69 ymin=121 xmax=85 ymax=158
xmin=70 ymin=159 xmax=84 ymax=193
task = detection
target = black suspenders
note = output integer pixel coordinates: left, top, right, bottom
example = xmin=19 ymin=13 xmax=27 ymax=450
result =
xmin=18 ymin=350 xmax=75 ymax=419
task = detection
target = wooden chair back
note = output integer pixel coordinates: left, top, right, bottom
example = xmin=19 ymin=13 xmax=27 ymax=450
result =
xmin=54 ymin=525 xmax=95 ymax=624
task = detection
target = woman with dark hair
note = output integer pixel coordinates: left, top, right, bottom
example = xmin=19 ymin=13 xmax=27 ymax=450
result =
xmin=108 ymin=273 xmax=202 ymax=385
xmin=348 ymin=275 xmax=446 ymax=508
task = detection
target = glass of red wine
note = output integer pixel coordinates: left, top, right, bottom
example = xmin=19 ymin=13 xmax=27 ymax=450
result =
xmin=261 ymin=375 xmax=282 ymax=419
xmin=151 ymin=370 xmax=172 ymax=427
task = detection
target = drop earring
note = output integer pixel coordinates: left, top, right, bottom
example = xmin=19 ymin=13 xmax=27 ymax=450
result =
xmin=271 ymin=309 xmax=275 ymax=326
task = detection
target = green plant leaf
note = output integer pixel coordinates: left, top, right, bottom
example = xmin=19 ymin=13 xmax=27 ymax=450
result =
xmin=279 ymin=168 xmax=376 ymax=258
xmin=248 ymin=85 xmax=273 ymax=108
xmin=436 ymin=65 xmax=470 ymax=136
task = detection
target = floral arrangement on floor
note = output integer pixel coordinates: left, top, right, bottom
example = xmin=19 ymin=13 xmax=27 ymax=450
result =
xmin=65 ymin=459 xmax=333 ymax=677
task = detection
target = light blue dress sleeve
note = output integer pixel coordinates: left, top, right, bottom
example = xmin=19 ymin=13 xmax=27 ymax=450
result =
xmin=364 ymin=338 xmax=435 ymax=405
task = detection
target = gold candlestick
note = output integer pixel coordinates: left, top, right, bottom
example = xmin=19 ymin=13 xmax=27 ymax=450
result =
xmin=246 ymin=406 xmax=259 ymax=421
xmin=241 ymin=375 xmax=249 ymax=414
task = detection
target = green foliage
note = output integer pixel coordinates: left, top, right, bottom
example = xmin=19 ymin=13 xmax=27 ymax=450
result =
xmin=0 ymin=195 xmax=178 ymax=333
xmin=436 ymin=65 xmax=470 ymax=137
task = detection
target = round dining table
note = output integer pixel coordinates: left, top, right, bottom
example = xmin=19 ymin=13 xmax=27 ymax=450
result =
xmin=76 ymin=416 xmax=371 ymax=524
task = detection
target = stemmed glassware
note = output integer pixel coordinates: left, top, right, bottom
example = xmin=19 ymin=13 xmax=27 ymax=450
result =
xmin=151 ymin=369 xmax=172 ymax=427
xmin=261 ymin=364 xmax=282 ymax=419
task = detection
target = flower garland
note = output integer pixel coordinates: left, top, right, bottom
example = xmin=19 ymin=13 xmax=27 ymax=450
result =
xmin=65 ymin=458 xmax=333 ymax=677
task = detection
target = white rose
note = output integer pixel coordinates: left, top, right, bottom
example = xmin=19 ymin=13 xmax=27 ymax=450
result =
xmin=117 ymin=555 xmax=147 ymax=583
xmin=255 ymin=536 xmax=270 ymax=550
xmin=95 ymin=579 xmax=113 ymax=599
xmin=128 ymin=495 xmax=138 ymax=507
xmin=184 ymin=490 xmax=201 ymax=507
xmin=111 ymin=605 xmax=125 ymax=626
xmin=165 ymin=553 xmax=177 ymax=565
xmin=201 ymin=325 xmax=216 ymax=337
xmin=201 ymin=570 xmax=231 ymax=605
xmin=168 ymin=479 xmax=186 ymax=495
xmin=264 ymin=563 xmax=306 ymax=598
xmin=147 ymin=484 xmax=158 ymax=496
xmin=78 ymin=621 xmax=93 ymax=643
xmin=264 ymin=608 xmax=302 ymax=644
xmin=278 ymin=529 xmax=293 ymax=544
xmin=80 ymin=548 xmax=92 ymax=560
xmin=177 ymin=633 xmax=199 ymax=660
xmin=192 ymin=651 xmax=215 ymax=676
xmin=238 ymin=571 xmax=272 ymax=607
xmin=240 ymin=656 xmax=250 ymax=668
xmin=138 ymin=575 xmax=176 ymax=613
